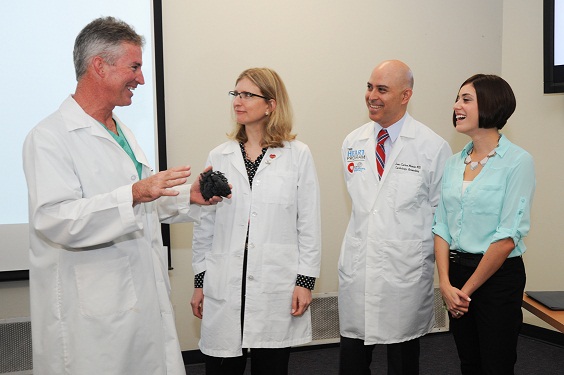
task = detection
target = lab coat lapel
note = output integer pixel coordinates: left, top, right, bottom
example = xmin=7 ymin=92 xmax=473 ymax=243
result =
xmin=380 ymin=115 xmax=415 ymax=184
xmin=62 ymin=96 xmax=152 ymax=177
xmin=380 ymin=137 xmax=403 ymax=184
xmin=88 ymin=119 xmax=116 ymax=141
xmin=357 ymin=124 xmax=379 ymax=182
xmin=115 ymin=116 xmax=151 ymax=169
xmin=353 ymin=124 xmax=381 ymax=210
xmin=255 ymin=143 xmax=287 ymax=175
xmin=61 ymin=96 xmax=119 ymax=145
xmin=223 ymin=141 xmax=248 ymax=181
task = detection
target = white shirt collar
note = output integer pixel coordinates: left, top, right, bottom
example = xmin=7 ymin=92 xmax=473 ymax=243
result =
xmin=374 ymin=112 xmax=407 ymax=144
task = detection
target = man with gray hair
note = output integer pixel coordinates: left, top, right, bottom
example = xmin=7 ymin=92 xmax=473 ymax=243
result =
xmin=23 ymin=16 xmax=225 ymax=375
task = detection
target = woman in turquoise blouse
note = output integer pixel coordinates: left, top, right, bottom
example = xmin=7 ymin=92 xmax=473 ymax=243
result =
xmin=433 ymin=74 xmax=535 ymax=374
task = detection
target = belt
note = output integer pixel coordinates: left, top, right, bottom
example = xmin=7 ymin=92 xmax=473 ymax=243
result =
xmin=449 ymin=250 xmax=522 ymax=268
xmin=449 ymin=250 xmax=483 ymax=268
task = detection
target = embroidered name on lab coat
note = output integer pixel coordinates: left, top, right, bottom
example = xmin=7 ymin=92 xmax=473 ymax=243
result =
xmin=394 ymin=162 xmax=421 ymax=173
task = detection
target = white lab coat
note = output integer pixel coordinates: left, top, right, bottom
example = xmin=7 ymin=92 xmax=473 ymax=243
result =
xmin=22 ymin=96 xmax=200 ymax=375
xmin=338 ymin=114 xmax=451 ymax=344
xmin=192 ymin=140 xmax=321 ymax=357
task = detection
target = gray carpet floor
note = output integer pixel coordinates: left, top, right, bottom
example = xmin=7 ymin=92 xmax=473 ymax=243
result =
xmin=185 ymin=333 xmax=564 ymax=374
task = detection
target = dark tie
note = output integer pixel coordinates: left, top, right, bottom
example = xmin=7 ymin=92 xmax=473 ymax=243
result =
xmin=376 ymin=129 xmax=389 ymax=180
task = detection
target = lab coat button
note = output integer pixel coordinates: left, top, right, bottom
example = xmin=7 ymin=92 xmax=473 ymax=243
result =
xmin=131 ymin=175 xmax=136 ymax=181
xmin=251 ymin=212 xmax=258 ymax=217
xmin=249 ymin=243 xmax=255 ymax=249
xmin=248 ymin=275 xmax=254 ymax=280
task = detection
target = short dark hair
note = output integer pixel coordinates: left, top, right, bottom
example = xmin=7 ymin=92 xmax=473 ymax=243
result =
xmin=452 ymin=74 xmax=516 ymax=129
xmin=73 ymin=16 xmax=145 ymax=80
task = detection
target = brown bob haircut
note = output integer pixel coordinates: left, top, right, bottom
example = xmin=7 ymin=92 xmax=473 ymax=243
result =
xmin=453 ymin=74 xmax=516 ymax=130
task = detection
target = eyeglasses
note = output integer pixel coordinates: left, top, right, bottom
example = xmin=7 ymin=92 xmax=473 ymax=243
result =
xmin=228 ymin=91 xmax=270 ymax=101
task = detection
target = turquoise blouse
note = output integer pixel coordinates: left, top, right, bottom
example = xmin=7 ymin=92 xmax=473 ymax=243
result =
xmin=432 ymin=134 xmax=535 ymax=257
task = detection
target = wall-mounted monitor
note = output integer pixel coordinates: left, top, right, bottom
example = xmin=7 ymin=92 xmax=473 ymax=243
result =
xmin=544 ymin=0 xmax=564 ymax=93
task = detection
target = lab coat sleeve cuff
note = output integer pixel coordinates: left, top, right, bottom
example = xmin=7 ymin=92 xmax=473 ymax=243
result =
xmin=183 ymin=183 xmax=202 ymax=222
xmin=192 ymin=261 xmax=207 ymax=275
xmin=119 ymin=184 xmax=139 ymax=229
xmin=175 ymin=184 xmax=191 ymax=215
xmin=159 ymin=184 xmax=201 ymax=223
xmin=297 ymin=265 xmax=321 ymax=278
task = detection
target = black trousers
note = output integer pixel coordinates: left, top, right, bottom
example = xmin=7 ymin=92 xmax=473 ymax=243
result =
xmin=204 ymin=347 xmax=291 ymax=375
xmin=449 ymin=256 xmax=526 ymax=375
xmin=339 ymin=336 xmax=420 ymax=375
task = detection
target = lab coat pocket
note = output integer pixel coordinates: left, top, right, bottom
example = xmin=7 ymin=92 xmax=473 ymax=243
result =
xmin=338 ymin=235 xmax=362 ymax=277
xmin=386 ymin=172 xmax=422 ymax=210
xmin=261 ymin=172 xmax=297 ymax=204
xmin=74 ymin=256 xmax=137 ymax=317
xmin=261 ymin=244 xmax=298 ymax=293
xmin=203 ymin=252 xmax=229 ymax=301
xmin=381 ymin=240 xmax=423 ymax=283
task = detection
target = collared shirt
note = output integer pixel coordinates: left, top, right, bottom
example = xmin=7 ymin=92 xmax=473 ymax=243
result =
xmin=432 ymin=134 xmax=535 ymax=257
xmin=374 ymin=112 xmax=406 ymax=153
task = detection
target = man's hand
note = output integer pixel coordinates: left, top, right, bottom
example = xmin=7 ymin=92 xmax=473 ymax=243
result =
xmin=190 ymin=166 xmax=232 ymax=205
xmin=132 ymin=166 xmax=191 ymax=206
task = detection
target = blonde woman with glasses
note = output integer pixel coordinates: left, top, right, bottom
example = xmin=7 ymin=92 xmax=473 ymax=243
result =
xmin=191 ymin=68 xmax=322 ymax=375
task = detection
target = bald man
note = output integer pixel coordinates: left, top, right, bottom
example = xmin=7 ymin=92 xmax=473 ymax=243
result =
xmin=338 ymin=60 xmax=452 ymax=374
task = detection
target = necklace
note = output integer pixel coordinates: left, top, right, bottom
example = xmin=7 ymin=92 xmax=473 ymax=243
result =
xmin=464 ymin=146 xmax=497 ymax=170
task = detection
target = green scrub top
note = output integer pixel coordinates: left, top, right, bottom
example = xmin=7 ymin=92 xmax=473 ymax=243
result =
xmin=100 ymin=120 xmax=143 ymax=180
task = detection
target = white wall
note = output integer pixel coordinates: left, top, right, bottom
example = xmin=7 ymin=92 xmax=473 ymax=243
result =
xmin=161 ymin=0 xmax=503 ymax=350
xmin=3 ymin=0 xmax=562 ymax=354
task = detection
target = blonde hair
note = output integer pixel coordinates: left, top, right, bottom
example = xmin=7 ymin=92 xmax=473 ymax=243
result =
xmin=228 ymin=68 xmax=296 ymax=148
